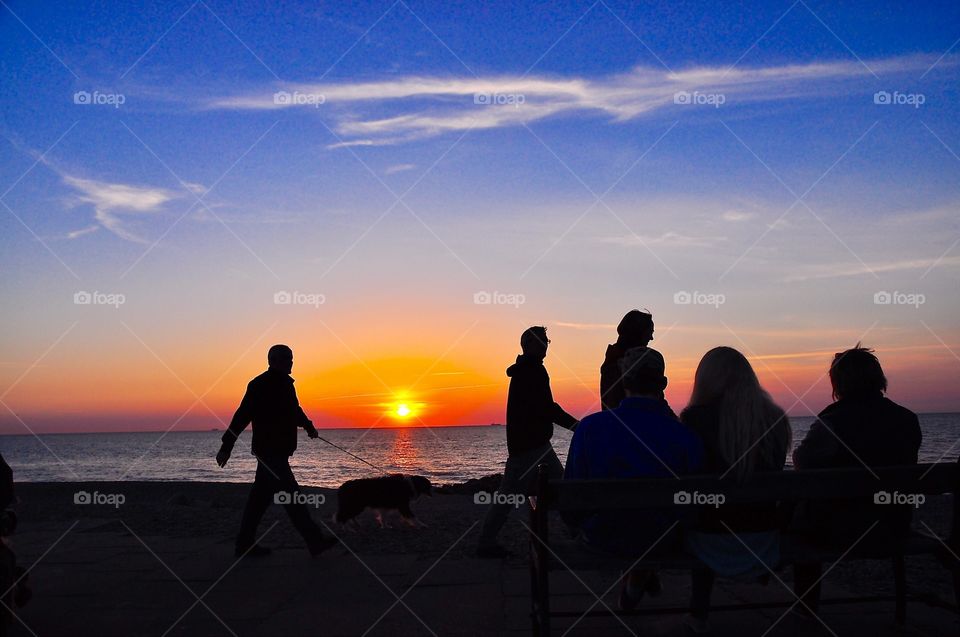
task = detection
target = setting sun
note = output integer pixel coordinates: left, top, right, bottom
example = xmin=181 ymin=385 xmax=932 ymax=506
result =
xmin=396 ymin=403 xmax=412 ymax=418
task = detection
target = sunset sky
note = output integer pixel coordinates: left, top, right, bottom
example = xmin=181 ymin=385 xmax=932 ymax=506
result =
xmin=1 ymin=1 xmax=959 ymax=434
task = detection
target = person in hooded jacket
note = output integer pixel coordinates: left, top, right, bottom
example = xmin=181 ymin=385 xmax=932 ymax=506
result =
xmin=601 ymin=310 xmax=669 ymax=412
xmin=476 ymin=326 xmax=578 ymax=558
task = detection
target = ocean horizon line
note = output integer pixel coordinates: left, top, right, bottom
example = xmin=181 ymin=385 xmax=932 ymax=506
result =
xmin=2 ymin=411 xmax=960 ymax=437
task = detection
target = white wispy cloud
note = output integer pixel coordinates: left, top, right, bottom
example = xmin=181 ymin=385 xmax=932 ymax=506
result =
xmin=722 ymin=210 xmax=755 ymax=222
xmin=29 ymin=151 xmax=188 ymax=243
xmin=783 ymin=255 xmax=960 ymax=282
xmin=65 ymin=225 xmax=99 ymax=239
xmin=601 ymin=231 xmax=726 ymax=248
xmin=62 ymin=175 xmax=178 ymax=243
xmin=553 ymin=321 xmax=617 ymax=330
xmin=384 ymin=163 xmax=416 ymax=175
xmin=204 ymin=54 xmax=951 ymax=147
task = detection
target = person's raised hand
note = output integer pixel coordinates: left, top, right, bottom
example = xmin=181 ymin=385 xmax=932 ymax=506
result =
xmin=306 ymin=427 xmax=319 ymax=439
xmin=216 ymin=446 xmax=231 ymax=467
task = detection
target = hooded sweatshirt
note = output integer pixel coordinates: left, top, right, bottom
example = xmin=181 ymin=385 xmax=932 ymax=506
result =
xmin=505 ymin=354 xmax=578 ymax=456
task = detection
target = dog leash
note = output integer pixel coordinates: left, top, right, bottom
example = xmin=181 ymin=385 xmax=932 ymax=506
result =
xmin=315 ymin=435 xmax=388 ymax=475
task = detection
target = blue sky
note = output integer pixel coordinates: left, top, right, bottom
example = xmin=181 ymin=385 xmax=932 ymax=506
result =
xmin=1 ymin=1 xmax=959 ymax=431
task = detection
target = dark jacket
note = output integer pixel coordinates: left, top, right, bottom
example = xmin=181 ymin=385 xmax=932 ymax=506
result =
xmin=599 ymin=343 xmax=629 ymax=411
xmin=0 ymin=455 xmax=12 ymax=512
xmin=681 ymin=404 xmax=790 ymax=532
xmin=792 ymin=393 xmax=921 ymax=545
xmin=222 ymin=368 xmax=316 ymax=458
xmin=505 ymin=355 xmax=577 ymax=456
xmin=600 ymin=343 xmax=675 ymax=416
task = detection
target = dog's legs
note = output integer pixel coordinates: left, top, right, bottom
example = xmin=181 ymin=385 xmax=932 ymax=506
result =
xmin=400 ymin=515 xmax=427 ymax=528
xmin=374 ymin=510 xmax=384 ymax=528
xmin=333 ymin=512 xmax=360 ymax=533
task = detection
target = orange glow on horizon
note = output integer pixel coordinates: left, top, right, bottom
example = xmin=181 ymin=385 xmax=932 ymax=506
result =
xmin=1 ymin=326 xmax=957 ymax=434
xmin=299 ymin=356 xmax=497 ymax=428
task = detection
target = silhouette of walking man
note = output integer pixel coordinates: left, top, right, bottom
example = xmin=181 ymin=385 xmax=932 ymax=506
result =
xmin=476 ymin=326 xmax=578 ymax=558
xmin=216 ymin=344 xmax=337 ymax=558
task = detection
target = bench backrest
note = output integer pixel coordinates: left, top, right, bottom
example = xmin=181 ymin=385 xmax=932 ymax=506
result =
xmin=542 ymin=462 xmax=958 ymax=512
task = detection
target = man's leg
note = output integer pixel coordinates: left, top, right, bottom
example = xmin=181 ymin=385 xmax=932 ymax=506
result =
xmin=793 ymin=562 xmax=823 ymax=615
xmin=236 ymin=460 xmax=276 ymax=552
xmin=543 ymin=446 xmax=563 ymax=480
xmin=270 ymin=457 xmax=329 ymax=547
xmin=477 ymin=445 xmax=547 ymax=551
xmin=690 ymin=568 xmax=715 ymax=620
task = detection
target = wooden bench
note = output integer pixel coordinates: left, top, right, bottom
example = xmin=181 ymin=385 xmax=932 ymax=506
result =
xmin=528 ymin=460 xmax=960 ymax=636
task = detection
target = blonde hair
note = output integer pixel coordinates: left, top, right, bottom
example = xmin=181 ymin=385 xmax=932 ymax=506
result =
xmin=688 ymin=347 xmax=791 ymax=481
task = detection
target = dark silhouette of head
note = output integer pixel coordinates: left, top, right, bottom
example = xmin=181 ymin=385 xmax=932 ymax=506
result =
xmin=829 ymin=343 xmax=887 ymax=401
xmin=619 ymin=346 xmax=667 ymax=397
xmin=616 ymin=310 xmax=654 ymax=348
xmin=520 ymin=326 xmax=550 ymax=360
xmin=268 ymin=344 xmax=294 ymax=374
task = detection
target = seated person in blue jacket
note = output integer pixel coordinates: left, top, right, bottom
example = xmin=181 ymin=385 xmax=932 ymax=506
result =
xmin=564 ymin=346 xmax=703 ymax=610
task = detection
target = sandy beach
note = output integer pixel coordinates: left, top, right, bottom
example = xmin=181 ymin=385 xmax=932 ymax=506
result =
xmin=4 ymin=479 xmax=957 ymax=636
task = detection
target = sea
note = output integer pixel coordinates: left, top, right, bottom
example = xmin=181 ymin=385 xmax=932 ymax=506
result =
xmin=2 ymin=414 xmax=959 ymax=488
